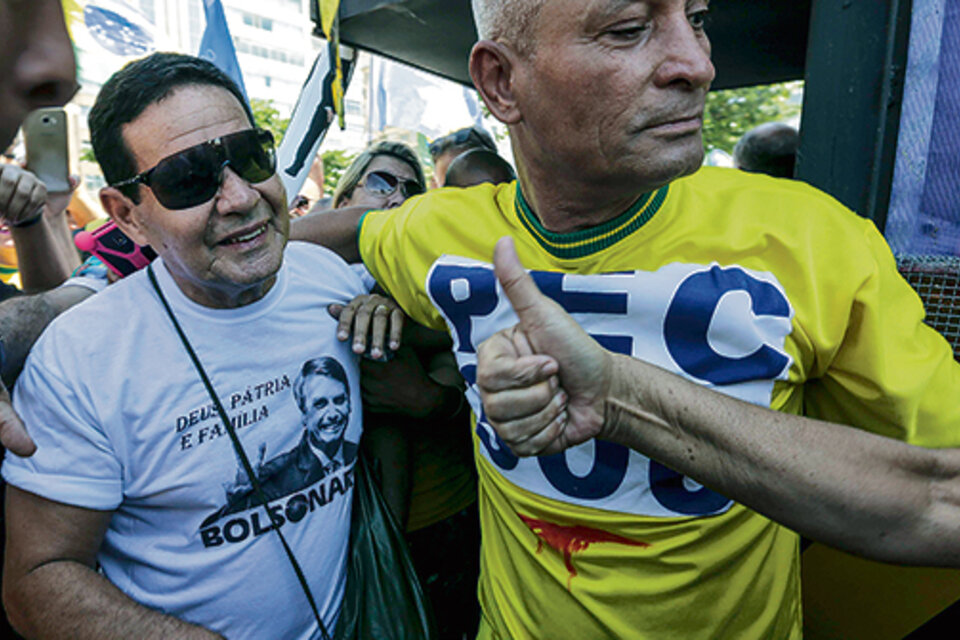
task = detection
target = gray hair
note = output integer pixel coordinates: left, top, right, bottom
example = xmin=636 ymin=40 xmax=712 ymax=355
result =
xmin=471 ymin=0 xmax=546 ymax=54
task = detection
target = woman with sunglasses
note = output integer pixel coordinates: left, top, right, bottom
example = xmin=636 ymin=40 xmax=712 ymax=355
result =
xmin=332 ymin=142 xmax=482 ymax=637
xmin=332 ymin=141 xmax=425 ymax=210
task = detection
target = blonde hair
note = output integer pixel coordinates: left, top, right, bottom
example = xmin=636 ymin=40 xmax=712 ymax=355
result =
xmin=332 ymin=141 xmax=425 ymax=207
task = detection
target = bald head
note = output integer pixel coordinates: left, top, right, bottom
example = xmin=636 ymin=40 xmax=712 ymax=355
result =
xmin=472 ymin=0 xmax=546 ymax=53
xmin=444 ymin=148 xmax=516 ymax=188
xmin=733 ymin=122 xmax=799 ymax=179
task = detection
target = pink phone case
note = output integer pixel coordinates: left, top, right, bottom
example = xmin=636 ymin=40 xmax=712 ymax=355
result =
xmin=75 ymin=220 xmax=156 ymax=277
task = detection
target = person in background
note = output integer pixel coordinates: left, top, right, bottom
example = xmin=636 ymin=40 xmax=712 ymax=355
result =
xmin=331 ymin=139 xmax=431 ymax=524
xmin=333 ymin=140 xmax=426 ymax=211
xmin=0 ymin=2 xmax=108 ymax=637
xmin=428 ymin=125 xmax=498 ymax=189
xmin=0 ymin=0 xmax=76 ymax=154
xmin=290 ymin=194 xmax=311 ymax=217
xmin=0 ymin=164 xmax=82 ymax=293
xmin=0 ymin=0 xmax=84 ymax=461
xmin=733 ymin=121 xmax=799 ymax=179
xmin=298 ymin=153 xmax=332 ymax=215
xmin=332 ymin=141 xmax=481 ymax=638
xmin=443 ymin=147 xmax=516 ymax=188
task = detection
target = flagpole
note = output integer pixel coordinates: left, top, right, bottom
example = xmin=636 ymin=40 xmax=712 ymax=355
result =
xmin=367 ymin=55 xmax=374 ymax=145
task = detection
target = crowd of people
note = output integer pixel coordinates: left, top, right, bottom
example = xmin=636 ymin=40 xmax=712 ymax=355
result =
xmin=0 ymin=1 xmax=959 ymax=639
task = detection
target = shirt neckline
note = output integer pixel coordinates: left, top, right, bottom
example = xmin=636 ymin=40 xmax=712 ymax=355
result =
xmin=514 ymin=182 xmax=669 ymax=259
xmin=148 ymin=255 xmax=289 ymax=323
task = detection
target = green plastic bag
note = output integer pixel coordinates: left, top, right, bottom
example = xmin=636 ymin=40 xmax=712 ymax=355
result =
xmin=335 ymin=453 xmax=437 ymax=640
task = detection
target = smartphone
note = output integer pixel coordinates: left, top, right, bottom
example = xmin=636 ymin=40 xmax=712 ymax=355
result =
xmin=22 ymin=107 xmax=70 ymax=192
xmin=74 ymin=219 xmax=156 ymax=278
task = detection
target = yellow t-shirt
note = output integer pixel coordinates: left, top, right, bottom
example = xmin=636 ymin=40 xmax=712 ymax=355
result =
xmin=359 ymin=167 xmax=960 ymax=639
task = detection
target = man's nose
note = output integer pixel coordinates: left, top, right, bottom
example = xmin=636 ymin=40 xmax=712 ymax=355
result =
xmin=15 ymin=1 xmax=78 ymax=111
xmin=654 ymin=12 xmax=716 ymax=90
xmin=216 ymin=166 xmax=261 ymax=214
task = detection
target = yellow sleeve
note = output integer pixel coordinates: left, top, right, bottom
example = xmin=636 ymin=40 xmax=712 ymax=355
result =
xmin=357 ymin=201 xmax=447 ymax=332
xmin=804 ymin=219 xmax=960 ymax=447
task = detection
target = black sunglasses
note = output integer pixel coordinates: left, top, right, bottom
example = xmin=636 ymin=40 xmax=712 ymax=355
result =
xmin=112 ymin=128 xmax=276 ymax=210
xmin=361 ymin=170 xmax=424 ymax=200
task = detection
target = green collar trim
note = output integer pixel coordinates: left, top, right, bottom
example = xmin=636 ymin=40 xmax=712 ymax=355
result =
xmin=514 ymin=183 xmax=668 ymax=259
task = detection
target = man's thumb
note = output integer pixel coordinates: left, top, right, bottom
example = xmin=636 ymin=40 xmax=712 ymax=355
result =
xmin=494 ymin=237 xmax=547 ymax=323
xmin=0 ymin=384 xmax=36 ymax=457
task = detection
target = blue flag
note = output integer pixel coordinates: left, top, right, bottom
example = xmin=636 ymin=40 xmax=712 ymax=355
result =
xmin=198 ymin=0 xmax=248 ymax=104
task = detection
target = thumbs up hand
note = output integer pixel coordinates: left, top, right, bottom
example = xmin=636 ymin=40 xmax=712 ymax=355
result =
xmin=476 ymin=237 xmax=615 ymax=457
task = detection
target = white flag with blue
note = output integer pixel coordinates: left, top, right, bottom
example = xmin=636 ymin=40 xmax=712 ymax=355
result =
xmin=198 ymin=0 xmax=248 ymax=104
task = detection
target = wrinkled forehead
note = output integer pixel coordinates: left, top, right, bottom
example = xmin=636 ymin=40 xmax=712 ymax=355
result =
xmin=121 ymin=84 xmax=252 ymax=172
xmin=539 ymin=0 xmax=636 ymax=32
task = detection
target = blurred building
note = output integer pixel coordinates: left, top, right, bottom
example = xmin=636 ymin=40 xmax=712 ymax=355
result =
xmin=54 ymin=0 xmax=497 ymax=198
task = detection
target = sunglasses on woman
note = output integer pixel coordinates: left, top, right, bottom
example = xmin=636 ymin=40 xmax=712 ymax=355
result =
xmin=111 ymin=128 xmax=276 ymax=210
xmin=361 ymin=170 xmax=424 ymax=199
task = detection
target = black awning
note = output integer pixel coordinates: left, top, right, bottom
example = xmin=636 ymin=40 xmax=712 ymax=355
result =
xmin=331 ymin=0 xmax=811 ymax=90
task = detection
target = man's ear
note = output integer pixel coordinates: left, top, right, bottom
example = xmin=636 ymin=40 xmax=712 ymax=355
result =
xmin=470 ymin=40 xmax=522 ymax=125
xmin=99 ymin=186 xmax=151 ymax=246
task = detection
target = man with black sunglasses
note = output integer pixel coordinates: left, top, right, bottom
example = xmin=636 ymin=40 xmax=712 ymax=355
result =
xmin=1 ymin=53 xmax=379 ymax=640
xmin=288 ymin=0 xmax=960 ymax=637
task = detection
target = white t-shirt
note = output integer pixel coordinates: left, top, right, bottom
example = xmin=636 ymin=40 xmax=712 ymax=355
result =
xmin=4 ymin=241 xmax=367 ymax=640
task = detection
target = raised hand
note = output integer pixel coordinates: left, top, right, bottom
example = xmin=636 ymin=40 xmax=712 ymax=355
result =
xmin=476 ymin=237 xmax=615 ymax=457
xmin=0 ymin=164 xmax=46 ymax=227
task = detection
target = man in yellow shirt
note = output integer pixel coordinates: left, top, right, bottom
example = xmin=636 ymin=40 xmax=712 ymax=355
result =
xmin=290 ymin=0 xmax=960 ymax=637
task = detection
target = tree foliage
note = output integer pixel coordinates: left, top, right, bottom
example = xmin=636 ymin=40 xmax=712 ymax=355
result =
xmin=702 ymin=82 xmax=801 ymax=154
xmin=250 ymin=98 xmax=290 ymax=142
xmin=320 ymin=149 xmax=357 ymax=194
xmin=249 ymin=99 xmax=355 ymax=194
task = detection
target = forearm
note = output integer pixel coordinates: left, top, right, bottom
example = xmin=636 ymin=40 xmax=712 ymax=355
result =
xmin=0 ymin=285 xmax=93 ymax=386
xmin=5 ymin=560 xmax=222 ymax=640
xmin=289 ymin=205 xmax=366 ymax=262
xmin=604 ymin=353 xmax=960 ymax=565
xmin=46 ymin=207 xmax=82 ymax=272
xmin=10 ymin=216 xmax=76 ymax=292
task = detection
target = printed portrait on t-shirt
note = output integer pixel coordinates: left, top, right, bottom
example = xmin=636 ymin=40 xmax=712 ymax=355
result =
xmin=201 ymin=356 xmax=358 ymax=527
